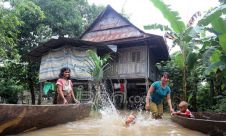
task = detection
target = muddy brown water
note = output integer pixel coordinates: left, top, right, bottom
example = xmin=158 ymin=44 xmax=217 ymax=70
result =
xmin=19 ymin=111 xmax=206 ymax=136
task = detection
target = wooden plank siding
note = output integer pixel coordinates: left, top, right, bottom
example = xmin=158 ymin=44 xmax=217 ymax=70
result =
xmin=105 ymin=46 xmax=148 ymax=79
xmin=148 ymin=47 xmax=159 ymax=81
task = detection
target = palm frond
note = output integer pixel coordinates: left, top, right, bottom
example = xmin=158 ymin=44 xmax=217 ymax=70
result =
xmin=144 ymin=23 xmax=172 ymax=31
xmin=204 ymin=61 xmax=226 ymax=75
xmin=198 ymin=4 xmax=226 ymax=26
xmin=149 ymin=0 xmax=186 ymax=33
xmin=202 ymin=47 xmax=217 ymax=63
xmin=185 ymin=52 xmax=198 ymax=70
xmin=85 ymin=50 xmax=111 ymax=82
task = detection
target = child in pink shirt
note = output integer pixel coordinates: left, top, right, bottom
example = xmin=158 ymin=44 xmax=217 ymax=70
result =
xmin=172 ymin=101 xmax=194 ymax=118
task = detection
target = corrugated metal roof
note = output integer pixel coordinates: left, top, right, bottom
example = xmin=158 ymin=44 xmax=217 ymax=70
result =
xmin=27 ymin=37 xmax=109 ymax=60
xmin=79 ymin=5 xmax=169 ymax=60
xmin=80 ymin=5 xmax=147 ymax=42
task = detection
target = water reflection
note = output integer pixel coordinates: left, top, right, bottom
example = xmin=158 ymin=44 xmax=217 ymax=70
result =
xmin=20 ymin=111 xmax=206 ymax=136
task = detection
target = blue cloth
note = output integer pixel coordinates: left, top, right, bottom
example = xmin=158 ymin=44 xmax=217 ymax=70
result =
xmin=150 ymin=81 xmax=171 ymax=104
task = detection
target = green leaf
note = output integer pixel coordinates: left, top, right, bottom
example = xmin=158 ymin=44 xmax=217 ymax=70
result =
xmin=186 ymin=52 xmax=198 ymax=70
xmin=211 ymin=17 xmax=226 ymax=34
xmin=144 ymin=23 xmax=172 ymax=31
xmin=198 ymin=4 xmax=226 ymax=26
xmin=219 ymin=34 xmax=226 ymax=53
xmin=204 ymin=61 xmax=226 ymax=75
xmin=149 ymin=0 xmax=186 ymax=33
xmin=171 ymin=52 xmax=184 ymax=70
xmin=202 ymin=46 xmax=217 ymax=63
xmin=210 ymin=49 xmax=221 ymax=63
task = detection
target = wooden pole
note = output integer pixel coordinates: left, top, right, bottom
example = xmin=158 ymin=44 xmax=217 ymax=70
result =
xmin=123 ymin=79 xmax=127 ymax=109
xmin=145 ymin=78 xmax=149 ymax=93
xmin=38 ymin=82 xmax=43 ymax=105
xmin=109 ymin=79 xmax=115 ymax=104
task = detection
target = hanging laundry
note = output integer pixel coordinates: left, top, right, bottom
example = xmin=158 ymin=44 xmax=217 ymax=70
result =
xmin=43 ymin=82 xmax=55 ymax=95
xmin=120 ymin=83 xmax=124 ymax=92
xmin=114 ymin=83 xmax=120 ymax=89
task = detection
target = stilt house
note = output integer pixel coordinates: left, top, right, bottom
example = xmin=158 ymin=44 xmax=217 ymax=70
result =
xmin=80 ymin=5 xmax=169 ymax=109
xmin=28 ymin=5 xmax=169 ymax=108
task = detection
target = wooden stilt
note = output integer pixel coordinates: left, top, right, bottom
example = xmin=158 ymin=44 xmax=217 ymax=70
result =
xmin=38 ymin=82 xmax=43 ymax=105
xmin=109 ymin=79 xmax=115 ymax=104
xmin=145 ymin=78 xmax=149 ymax=93
xmin=123 ymin=79 xmax=127 ymax=109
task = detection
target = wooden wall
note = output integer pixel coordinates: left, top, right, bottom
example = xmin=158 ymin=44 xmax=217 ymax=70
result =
xmin=106 ymin=46 xmax=148 ymax=79
xmin=148 ymin=48 xmax=159 ymax=81
xmin=105 ymin=45 xmax=159 ymax=81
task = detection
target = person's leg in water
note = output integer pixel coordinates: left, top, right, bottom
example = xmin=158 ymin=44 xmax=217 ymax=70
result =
xmin=157 ymin=103 xmax=163 ymax=119
xmin=150 ymin=101 xmax=158 ymax=119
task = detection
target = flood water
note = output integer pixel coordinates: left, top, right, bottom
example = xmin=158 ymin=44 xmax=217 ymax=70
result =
xmin=19 ymin=111 xmax=206 ymax=136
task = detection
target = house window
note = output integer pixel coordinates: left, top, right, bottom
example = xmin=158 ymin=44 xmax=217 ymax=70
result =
xmin=131 ymin=51 xmax=141 ymax=62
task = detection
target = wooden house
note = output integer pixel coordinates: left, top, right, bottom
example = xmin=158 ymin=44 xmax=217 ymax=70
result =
xmin=80 ymin=5 xmax=169 ymax=109
xmin=28 ymin=5 xmax=169 ymax=108
xmin=27 ymin=38 xmax=110 ymax=103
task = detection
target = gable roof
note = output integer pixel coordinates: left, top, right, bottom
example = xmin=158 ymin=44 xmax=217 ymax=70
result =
xmin=80 ymin=5 xmax=169 ymax=60
xmin=80 ymin=5 xmax=150 ymax=42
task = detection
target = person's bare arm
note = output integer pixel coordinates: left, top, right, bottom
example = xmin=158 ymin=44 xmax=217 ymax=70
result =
xmin=71 ymin=89 xmax=80 ymax=103
xmin=166 ymin=93 xmax=174 ymax=113
xmin=145 ymin=86 xmax=154 ymax=110
xmin=57 ymin=84 xmax=67 ymax=104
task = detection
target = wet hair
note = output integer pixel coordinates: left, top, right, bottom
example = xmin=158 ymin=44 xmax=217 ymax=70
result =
xmin=161 ymin=72 xmax=169 ymax=78
xmin=59 ymin=67 xmax=71 ymax=79
xmin=179 ymin=101 xmax=188 ymax=108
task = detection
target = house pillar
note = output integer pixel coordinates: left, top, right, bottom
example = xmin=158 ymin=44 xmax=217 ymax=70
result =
xmin=38 ymin=82 xmax=43 ymax=105
xmin=145 ymin=78 xmax=149 ymax=93
xmin=123 ymin=79 xmax=127 ymax=109
xmin=109 ymin=79 xmax=115 ymax=104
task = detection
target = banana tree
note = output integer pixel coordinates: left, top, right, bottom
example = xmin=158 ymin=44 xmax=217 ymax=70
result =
xmin=85 ymin=50 xmax=111 ymax=110
xmin=197 ymin=3 xmax=226 ymax=99
xmin=145 ymin=0 xmax=201 ymax=100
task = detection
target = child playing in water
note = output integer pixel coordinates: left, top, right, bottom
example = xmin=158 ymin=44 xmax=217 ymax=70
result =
xmin=125 ymin=113 xmax=136 ymax=127
xmin=172 ymin=101 xmax=194 ymax=118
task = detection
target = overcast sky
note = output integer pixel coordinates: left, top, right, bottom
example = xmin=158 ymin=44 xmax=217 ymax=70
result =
xmin=88 ymin=0 xmax=219 ymax=53
xmin=88 ymin=0 xmax=219 ymax=34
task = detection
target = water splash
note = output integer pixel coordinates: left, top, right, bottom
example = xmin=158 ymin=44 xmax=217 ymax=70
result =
xmin=98 ymin=84 xmax=118 ymax=116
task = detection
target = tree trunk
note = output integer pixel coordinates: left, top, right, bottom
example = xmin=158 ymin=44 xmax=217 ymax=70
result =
xmin=192 ymin=80 xmax=198 ymax=112
xmin=28 ymin=62 xmax=35 ymax=105
xmin=37 ymin=82 xmax=42 ymax=105
xmin=183 ymin=67 xmax=187 ymax=101
xmin=209 ymin=78 xmax=215 ymax=105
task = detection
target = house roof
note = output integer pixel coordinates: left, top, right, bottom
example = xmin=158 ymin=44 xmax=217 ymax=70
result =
xmin=79 ymin=5 xmax=169 ymax=61
xmin=27 ymin=37 xmax=109 ymax=60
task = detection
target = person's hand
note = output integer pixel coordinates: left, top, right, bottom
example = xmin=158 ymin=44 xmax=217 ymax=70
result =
xmin=145 ymin=103 xmax=150 ymax=110
xmin=171 ymin=112 xmax=176 ymax=116
xmin=170 ymin=108 xmax=174 ymax=113
xmin=74 ymin=99 xmax=80 ymax=104
xmin=63 ymin=98 xmax=68 ymax=104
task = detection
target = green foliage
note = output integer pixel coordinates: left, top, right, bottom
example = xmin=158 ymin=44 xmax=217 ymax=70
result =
xmin=11 ymin=0 xmax=48 ymax=55
xmin=198 ymin=5 xmax=226 ymax=27
xmin=0 ymin=3 xmax=22 ymax=59
xmin=86 ymin=50 xmax=111 ymax=82
xmin=147 ymin=0 xmax=226 ymax=112
xmin=186 ymin=52 xmax=198 ymax=70
xmin=32 ymin=0 xmax=104 ymax=37
xmin=0 ymin=60 xmax=27 ymax=103
xmin=143 ymin=23 xmax=172 ymax=31
xmin=196 ymin=83 xmax=212 ymax=111
xmin=146 ymin=0 xmax=203 ymax=100
xmin=149 ymin=0 xmax=186 ymax=33
xmin=213 ymin=97 xmax=226 ymax=112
